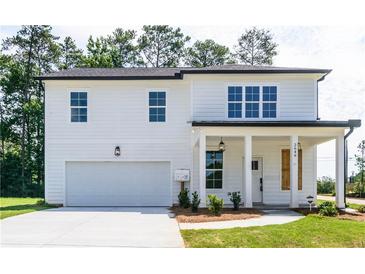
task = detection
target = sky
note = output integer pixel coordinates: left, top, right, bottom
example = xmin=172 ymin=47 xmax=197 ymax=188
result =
xmin=1 ymin=25 xmax=364 ymax=178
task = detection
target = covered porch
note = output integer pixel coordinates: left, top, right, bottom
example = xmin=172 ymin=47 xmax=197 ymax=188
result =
xmin=191 ymin=121 xmax=360 ymax=209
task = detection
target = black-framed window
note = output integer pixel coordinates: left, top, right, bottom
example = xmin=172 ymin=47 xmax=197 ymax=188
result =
xmin=70 ymin=92 xmax=87 ymax=122
xmin=206 ymin=151 xmax=223 ymax=189
xmin=149 ymin=91 xmax=166 ymax=122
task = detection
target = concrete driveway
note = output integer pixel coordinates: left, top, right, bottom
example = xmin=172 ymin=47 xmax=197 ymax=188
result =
xmin=0 ymin=207 xmax=184 ymax=248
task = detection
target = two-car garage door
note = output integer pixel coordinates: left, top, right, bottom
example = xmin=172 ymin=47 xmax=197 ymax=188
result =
xmin=66 ymin=161 xmax=171 ymax=206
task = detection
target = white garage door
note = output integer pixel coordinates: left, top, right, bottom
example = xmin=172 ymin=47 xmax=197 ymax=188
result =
xmin=66 ymin=161 xmax=171 ymax=206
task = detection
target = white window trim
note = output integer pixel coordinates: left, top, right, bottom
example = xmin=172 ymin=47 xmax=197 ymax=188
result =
xmin=205 ymin=150 xmax=224 ymax=190
xmin=69 ymin=90 xmax=89 ymax=124
xmin=225 ymin=82 xmax=280 ymax=121
xmin=147 ymin=89 xmax=168 ymax=124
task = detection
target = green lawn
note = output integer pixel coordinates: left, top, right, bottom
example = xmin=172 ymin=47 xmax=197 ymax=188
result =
xmin=181 ymin=215 xmax=365 ymax=248
xmin=0 ymin=197 xmax=55 ymax=220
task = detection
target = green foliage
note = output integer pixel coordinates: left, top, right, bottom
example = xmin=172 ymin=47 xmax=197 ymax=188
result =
xmin=191 ymin=191 xmax=200 ymax=213
xmin=207 ymin=194 xmax=224 ymax=216
xmin=317 ymin=176 xmax=335 ymax=194
xmin=185 ymin=39 xmax=234 ymax=67
xmin=107 ymin=28 xmax=144 ymax=67
xmin=354 ymin=140 xmax=365 ymax=198
xmin=235 ymin=27 xmax=278 ymax=65
xmin=1 ymin=25 xmax=59 ymax=197
xmin=81 ymin=36 xmax=114 ymax=68
xmin=318 ymin=201 xmax=338 ymax=217
xmin=357 ymin=205 xmax=365 ymax=213
xmin=58 ymin=36 xmax=83 ymax=70
xmin=138 ymin=25 xmax=190 ymax=67
xmin=228 ymin=191 xmax=241 ymax=210
xmin=178 ymin=188 xmax=191 ymax=208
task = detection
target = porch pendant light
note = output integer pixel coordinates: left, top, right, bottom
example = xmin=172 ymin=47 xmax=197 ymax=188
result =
xmin=218 ymin=137 xmax=226 ymax=152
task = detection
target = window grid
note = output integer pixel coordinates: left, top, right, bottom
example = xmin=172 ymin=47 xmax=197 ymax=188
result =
xmin=149 ymin=91 xmax=166 ymax=122
xmin=227 ymin=85 xmax=278 ymax=119
xmin=70 ymin=92 xmax=87 ymax=122
xmin=206 ymin=151 xmax=223 ymax=189
xmin=263 ymin=86 xmax=277 ymax=118
xmin=245 ymin=86 xmax=260 ymax=118
xmin=228 ymin=86 xmax=242 ymax=118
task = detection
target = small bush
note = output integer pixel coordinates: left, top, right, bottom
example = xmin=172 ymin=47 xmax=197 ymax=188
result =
xmin=207 ymin=194 xmax=224 ymax=216
xmin=228 ymin=191 xmax=241 ymax=210
xmin=178 ymin=188 xmax=190 ymax=208
xmin=358 ymin=205 xmax=365 ymax=213
xmin=36 ymin=199 xmax=46 ymax=206
xmin=191 ymin=191 xmax=200 ymax=213
xmin=318 ymin=201 xmax=338 ymax=217
xmin=317 ymin=176 xmax=335 ymax=194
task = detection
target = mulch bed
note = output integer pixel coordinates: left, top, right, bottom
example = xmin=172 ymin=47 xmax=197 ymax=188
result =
xmin=294 ymin=208 xmax=365 ymax=222
xmin=170 ymin=206 xmax=263 ymax=223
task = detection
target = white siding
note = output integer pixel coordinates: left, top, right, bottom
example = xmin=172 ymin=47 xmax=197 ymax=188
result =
xmin=190 ymin=74 xmax=317 ymax=121
xmin=192 ymin=137 xmax=316 ymax=205
xmin=44 ymin=80 xmax=191 ymax=205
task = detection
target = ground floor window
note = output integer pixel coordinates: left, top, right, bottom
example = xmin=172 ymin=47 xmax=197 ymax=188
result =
xmin=206 ymin=151 xmax=223 ymax=189
xmin=281 ymin=149 xmax=302 ymax=190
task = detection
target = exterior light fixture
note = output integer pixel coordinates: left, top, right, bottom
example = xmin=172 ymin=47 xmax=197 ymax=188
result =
xmin=218 ymin=137 xmax=225 ymax=152
xmin=306 ymin=195 xmax=314 ymax=211
xmin=298 ymin=142 xmax=302 ymax=150
xmin=114 ymin=146 xmax=121 ymax=157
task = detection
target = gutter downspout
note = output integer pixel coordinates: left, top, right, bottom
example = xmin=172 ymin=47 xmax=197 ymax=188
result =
xmin=344 ymin=126 xmax=355 ymax=206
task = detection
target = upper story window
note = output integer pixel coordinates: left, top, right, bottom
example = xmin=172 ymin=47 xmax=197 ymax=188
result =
xmin=149 ymin=91 xmax=166 ymax=122
xmin=263 ymin=86 xmax=277 ymax=118
xmin=228 ymin=86 xmax=242 ymax=118
xmin=245 ymin=86 xmax=260 ymax=118
xmin=70 ymin=92 xmax=87 ymax=122
xmin=227 ymin=85 xmax=278 ymax=119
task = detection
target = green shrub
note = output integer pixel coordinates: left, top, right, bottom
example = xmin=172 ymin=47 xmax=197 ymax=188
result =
xmin=358 ymin=205 xmax=365 ymax=213
xmin=191 ymin=191 xmax=200 ymax=213
xmin=227 ymin=191 xmax=241 ymax=210
xmin=317 ymin=176 xmax=335 ymax=194
xmin=318 ymin=201 xmax=338 ymax=217
xmin=207 ymin=194 xmax=224 ymax=216
xmin=178 ymin=188 xmax=190 ymax=208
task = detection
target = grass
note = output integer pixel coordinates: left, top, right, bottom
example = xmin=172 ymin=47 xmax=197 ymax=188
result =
xmin=0 ymin=197 xmax=55 ymax=220
xmin=181 ymin=215 xmax=365 ymax=248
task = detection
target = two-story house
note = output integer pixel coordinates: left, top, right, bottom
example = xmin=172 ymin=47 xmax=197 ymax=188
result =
xmin=36 ymin=65 xmax=361 ymax=208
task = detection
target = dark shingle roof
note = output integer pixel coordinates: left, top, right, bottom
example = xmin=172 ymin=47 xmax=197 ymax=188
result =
xmin=35 ymin=64 xmax=331 ymax=80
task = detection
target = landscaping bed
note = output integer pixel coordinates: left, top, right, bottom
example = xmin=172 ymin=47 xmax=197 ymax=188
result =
xmin=170 ymin=207 xmax=263 ymax=223
xmin=294 ymin=208 xmax=365 ymax=222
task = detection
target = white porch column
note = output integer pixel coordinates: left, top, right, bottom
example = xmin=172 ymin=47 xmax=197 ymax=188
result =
xmin=336 ymin=135 xmax=345 ymax=208
xmin=244 ymin=135 xmax=253 ymax=208
xmin=290 ymin=135 xmax=299 ymax=208
xmin=199 ymin=132 xmax=206 ymax=207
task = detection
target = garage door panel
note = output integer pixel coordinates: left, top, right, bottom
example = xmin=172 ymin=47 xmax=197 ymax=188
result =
xmin=66 ymin=162 xmax=171 ymax=206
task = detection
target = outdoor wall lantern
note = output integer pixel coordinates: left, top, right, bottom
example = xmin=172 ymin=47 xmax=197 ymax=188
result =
xmin=114 ymin=146 xmax=121 ymax=157
xmin=306 ymin=195 xmax=314 ymax=211
xmin=218 ymin=137 xmax=226 ymax=152
xmin=298 ymin=142 xmax=302 ymax=150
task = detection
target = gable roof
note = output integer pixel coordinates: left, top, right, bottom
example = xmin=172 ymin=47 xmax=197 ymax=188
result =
xmin=35 ymin=64 xmax=331 ymax=80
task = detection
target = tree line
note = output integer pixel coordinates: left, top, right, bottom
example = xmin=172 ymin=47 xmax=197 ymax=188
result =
xmin=0 ymin=25 xmax=278 ymax=197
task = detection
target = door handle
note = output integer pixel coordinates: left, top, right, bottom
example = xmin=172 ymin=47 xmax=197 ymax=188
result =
xmin=260 ymin=178 xmax=263 ymax=192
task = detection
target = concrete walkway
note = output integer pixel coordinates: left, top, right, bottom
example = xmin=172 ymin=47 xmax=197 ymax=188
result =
xmin=1 ymin=207 xmax=184 ymax=248
xmin=179 ymin=210 xmax=304 ymax=230
xmin=318 ymin=195 xmax=365 ymax=205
